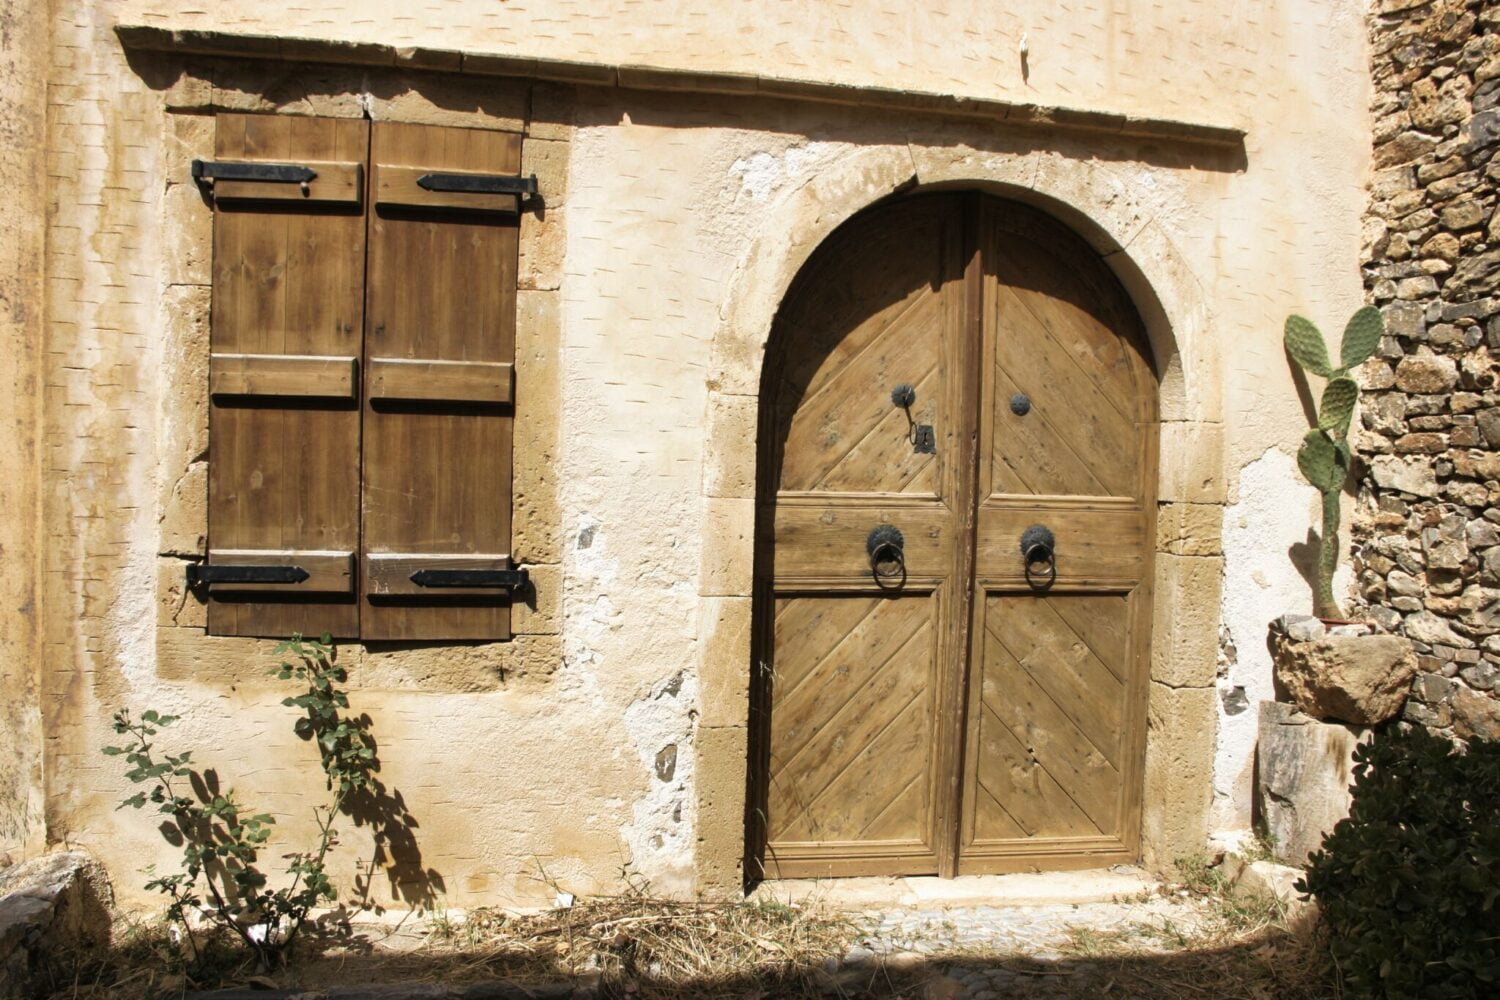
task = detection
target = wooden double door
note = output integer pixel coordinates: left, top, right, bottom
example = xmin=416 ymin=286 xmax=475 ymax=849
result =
xmin=753 ymin=193 xmax=1158 ymax=878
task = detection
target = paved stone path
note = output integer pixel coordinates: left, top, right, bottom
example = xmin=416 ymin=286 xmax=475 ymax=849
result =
xmin=828 ymin=896 xmax=1217 ymax=998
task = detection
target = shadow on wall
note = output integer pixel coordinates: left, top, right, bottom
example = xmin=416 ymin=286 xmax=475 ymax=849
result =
xmin=337 ymin=716 xmax=446 ymax=913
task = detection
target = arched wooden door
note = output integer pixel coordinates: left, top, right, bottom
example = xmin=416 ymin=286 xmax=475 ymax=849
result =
xmin=751 ymin=193 xmax=1157 ymax=879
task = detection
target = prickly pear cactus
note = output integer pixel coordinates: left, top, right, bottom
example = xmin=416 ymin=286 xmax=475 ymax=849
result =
xmin=1284 ymin=306 xmax=1383 ymax=619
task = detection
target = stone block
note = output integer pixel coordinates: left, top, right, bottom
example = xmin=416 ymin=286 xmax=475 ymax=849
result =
xmin=1156 ymin=502 xmax=1222 ymax=556
xmin=513 ymin=291 xmax=561 ymax=564
xmin=702 ymin=392 xmax=757 ymax=499
xmin=1151 ymin=554 xmax=1224 ymax=688
xmin=518 ymin=205 xmax=565 ymax=292
xmin=367 ymin=73 xmax=529 ymax=131
xmin=1273 ymin=634 xmax=1416 ymax=724
xmin=511 ymin=563 xmax=562 ymax=636
xmin=1255 ymin=701 xmax=1366 ymax=866
xmin=522 ymin=137 xmax=570 ymax=210
xmin=696 ymin=596 xmax=751 ymax=728
xmin=1452 ymin=686 xmax=1500 ymax=739
xmin=1370 ymin=454 xmax=1440 ymax=497
xmin=699 ymin=497 xmax=754 ymax=597
xmin=1159 ymin=421 xmax=1225 ymax=503
xmin=693 ymin=725 xmax=748 ymax=897
xmin=1141 ymin=682 xmax=1215 ymax=870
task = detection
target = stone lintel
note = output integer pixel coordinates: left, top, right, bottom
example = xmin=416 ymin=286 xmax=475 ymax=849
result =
xmin=114 ymin=24 xmax=1246 ymax=151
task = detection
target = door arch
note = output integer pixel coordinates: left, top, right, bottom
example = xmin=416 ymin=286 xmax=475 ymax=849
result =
xmin=748 ymin=192 xmax=1158 ymax=879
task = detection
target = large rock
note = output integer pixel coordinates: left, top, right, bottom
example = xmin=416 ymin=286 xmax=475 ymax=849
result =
xmin=1453 ymin=686 xmax=1500 ymax=740
xmin=0 ymin=851 xmax=112 ymax=997
xmin=1273 ymin=634 xmax=1417 ymax=724
xmin=1255 ymin=701 xmax=1368 ymax=866
xmin=1227 ymin=858 xmax=1320 ymax=937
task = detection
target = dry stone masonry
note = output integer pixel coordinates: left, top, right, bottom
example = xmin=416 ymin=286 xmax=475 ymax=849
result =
xmin=1359 ymin=0 xmax=1500 ymax=740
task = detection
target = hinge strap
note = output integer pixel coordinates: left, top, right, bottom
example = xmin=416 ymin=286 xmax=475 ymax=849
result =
xmin=192 ymin=159 xmax=318 ymax=184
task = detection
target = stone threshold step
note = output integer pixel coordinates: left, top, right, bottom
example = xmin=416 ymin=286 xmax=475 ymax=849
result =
xmin=751 ymin=866 xmax=1158 ymax=910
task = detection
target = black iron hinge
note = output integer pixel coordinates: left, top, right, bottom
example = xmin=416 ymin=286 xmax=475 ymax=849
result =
xmin=416 ymin=172 xmax=539 ymax=199
xmin=409 ymin=567 xmax=530 ymax=590
xmin=186 ymin=563 xmax=309 ymax=590
xmin=192 ymin=159 xmax=318 ymax=185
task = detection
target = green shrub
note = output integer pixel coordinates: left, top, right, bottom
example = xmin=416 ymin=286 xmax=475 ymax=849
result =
xmin=1298 ymin=727 xmax=1500 ymax=997
xmin=103 ymin=633 xmax=375 ymax=971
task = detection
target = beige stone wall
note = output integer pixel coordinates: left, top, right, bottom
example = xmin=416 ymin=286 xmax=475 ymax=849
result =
xmin=13 ymin=0 xmax=1375 ymax=907
xmin=0 ymin=0 xmax=50 ymax=861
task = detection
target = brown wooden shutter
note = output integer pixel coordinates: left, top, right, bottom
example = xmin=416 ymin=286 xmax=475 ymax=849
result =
xmin=360 ymin=123 xmax=522 ymax=641
xmin=202 ymin=114 xmax=368 ymax=637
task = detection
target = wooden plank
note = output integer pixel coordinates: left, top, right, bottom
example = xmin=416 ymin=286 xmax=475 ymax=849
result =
xmin=772 ymin=499 xmax=952 ymax=584
xmin=973 ymin=502 xmax=1147 ymax=588
xmin=203 ymin=549 xmax=353 ymax=594
xmin=365 ymin=552 xmax=515 ymax=596
xmin=374 ymin=163 xmax=520 ymax=214
xmin=366 ymin=358 xmax=513 ymax=404
xmin=361 ymin=122 xmax=522 ymax=641
xmin=209 ymin=353 xmax=357 ymax=399
xmin=210 ymin=159 xmax=363 ymax=205
xmin=979 ymin=619 xmax=1122 ymax=833
xmin=207 ymin=113 xmax=367 ymax=638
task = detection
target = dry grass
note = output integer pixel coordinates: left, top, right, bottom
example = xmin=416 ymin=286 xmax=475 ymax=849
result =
xmin=35 ymin=863 xmax=1340 ymax=1000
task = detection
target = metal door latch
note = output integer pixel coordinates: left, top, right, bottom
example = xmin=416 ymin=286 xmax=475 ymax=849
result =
xmin=409 ymin=567 xmax=531 ymax=590
xmin=891 ymin=383 xmax=937 ymax=455
xmin=186 ymin=563 xmax=310 ymax=589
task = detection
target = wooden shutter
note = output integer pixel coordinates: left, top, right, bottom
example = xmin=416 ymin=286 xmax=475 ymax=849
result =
xmin=204 ymin=114 xmax=367 ymax=638
xmin=361 ymin=123 xmax=522 ymax=640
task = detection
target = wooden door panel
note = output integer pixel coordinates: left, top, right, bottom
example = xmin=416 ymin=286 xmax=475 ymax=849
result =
xmin=767 ymin=592 xmax=938 ymax=863
xmin=757 ymin=194 xmax=1154 ymax=880
xmin=963 ymin=591 xmax=1137 ymax=855
xmin=760 ymin=194 xmax=974 ymax=878
xmin=777 ymin=212 xmax=955 ymax=496
xmin=959 ymin=200 xmax=1156 ymax=875
xmin=361 ymin=123 xmax=521 ymax=641
xmin=206 ymin=114 xmax=367 ymax=638
xmin=981 ymin=209 xmax=1152 ymax=502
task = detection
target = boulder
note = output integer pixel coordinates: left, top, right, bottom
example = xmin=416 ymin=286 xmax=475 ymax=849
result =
xmin=1273 ymin=634 xmax=1417 ymax=724
xmin=0 ymin=851 xmax=112 ymax=997
xmin=1453 ymin=686 xmax=1500 ymax=740
xmin=1255 ymin=701 xmax=1368 ymax=866
xmin=1228 ymin=859 xmax=1320 ymax=937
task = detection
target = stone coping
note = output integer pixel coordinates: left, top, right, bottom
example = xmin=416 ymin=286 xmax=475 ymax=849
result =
xmin=114 ymin=24 xmax=1245 ymax=150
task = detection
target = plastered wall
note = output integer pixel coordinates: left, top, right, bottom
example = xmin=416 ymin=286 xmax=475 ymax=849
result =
xmin=3 ymin=0 xmax=1374 ymax=907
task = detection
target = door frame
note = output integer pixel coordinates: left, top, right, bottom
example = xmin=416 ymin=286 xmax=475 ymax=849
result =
xmin=743 ymin=189 xmax=1160 ymax=883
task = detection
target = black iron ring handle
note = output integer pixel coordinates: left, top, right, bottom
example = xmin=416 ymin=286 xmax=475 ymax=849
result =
xmin=1020 ymin=524 xmax=1057 ymax=593
xmin=866 ymin=524 xmax=907 ymax=590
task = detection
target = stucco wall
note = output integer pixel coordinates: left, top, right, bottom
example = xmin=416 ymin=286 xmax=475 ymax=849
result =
xmin=6 ymin=0 xmax=1373 ymax=907
xmin=0 ymin=0 xmax=49 ymax=862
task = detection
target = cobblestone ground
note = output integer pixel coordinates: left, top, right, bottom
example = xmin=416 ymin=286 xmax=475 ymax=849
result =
xmin=830 ymin=897 xmax=1219 ymax=999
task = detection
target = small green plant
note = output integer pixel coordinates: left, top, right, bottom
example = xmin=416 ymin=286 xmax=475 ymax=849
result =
xmin=1299 ymin=727 xmax=1500 ymax=997
xmin=103 ymin=633 xmax=375 ymax=971
xmin=1284 ymin=305 xmax=1384 ymax=619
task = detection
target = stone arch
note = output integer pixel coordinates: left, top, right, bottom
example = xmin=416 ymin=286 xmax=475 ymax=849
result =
xmin=692 ymin=143 xmax=1224 ymax=893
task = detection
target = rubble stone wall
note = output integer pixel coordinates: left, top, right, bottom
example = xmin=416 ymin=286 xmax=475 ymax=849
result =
xmin=1360 ymin=0 xmax=1500 ymax=740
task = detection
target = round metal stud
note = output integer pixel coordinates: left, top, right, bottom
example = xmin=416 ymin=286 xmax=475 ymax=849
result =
xmin=1010 ymin=393 xmax=1031 ymax=416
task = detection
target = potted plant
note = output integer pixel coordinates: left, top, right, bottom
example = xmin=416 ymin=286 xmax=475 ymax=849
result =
xmin=1269 ymin=306 xmax=1415 ymax=726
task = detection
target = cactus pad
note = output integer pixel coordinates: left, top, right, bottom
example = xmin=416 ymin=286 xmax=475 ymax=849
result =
xmin=1285 ymin=315 xmax=1332 ymax=377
